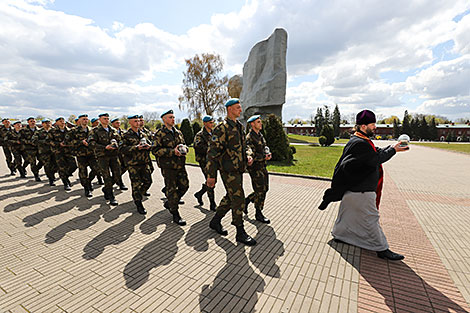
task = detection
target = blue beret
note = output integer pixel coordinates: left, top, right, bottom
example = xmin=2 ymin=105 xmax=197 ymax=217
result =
xmin=91 ymin=118 xmax=98 ymax=123
xmin=247 ymin=115 xmax=261 ymax=123
xmin=160 ymin=109 xmax=173 ymax=118
xmin=138 ymin=115 xmax=143 ymax=118
xmin=202 ymin=115 xmax=214 ymax=122
xmin=110 ymin=118 xmax=119 ymax=123
xmin=27 ymin=117 xmax=35 ymax=121
xmin=74 ymin=118 xmax=79 ymax=122
xmin=225 ymin=98 xmax=240 ymax=107
xmin=55 ymin=117 xmax=64 ymax=122
xmin=78 ymin=114 xmax=88 ymax=118
xmin=12 ymin=120 xmax=21 ymax=125
xmin=98 ymin=113 xmax=109 ymax=117
xmin=127 ymin=115 xmax=139 ymax=120
xmin=41 ymin=119 xmax=50 ymax=123
xmin=2 ymin=118 xmax=9 ymax=122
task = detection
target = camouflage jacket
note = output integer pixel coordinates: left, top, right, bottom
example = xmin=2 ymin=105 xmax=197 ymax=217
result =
xmin=246 ymin=129 xmax=267 ymax=170
xmin=31 ymin=128 xmax=53 ymax=155
xmin=88 ymin=124 xmax=121 ymax=158
xmin=121 ymin=129 xmax=152 ymax=166
xmin=20 ymin=126 xmax=38 ymax=151
xmin=5 ymin=129 xmax=22 ymax=151
xmin=116 ymin=128 xmax=126 ymax=139
xmin=194 ymin=127 xmax=212 ymax=164
xmin=152 ymin=126 xmax=185 ymax=169
xmin=0 ymin=125 xmax=12 ymax=146
xmin=66 ymin=126 xmax=94 ymax=157
xmin=50 ymin=126 xmax=74 ymax=155
xmin=206 ymin=118 xmax=253 ymax=178
xmin=141 ymin=127 xmax=154 ymax=138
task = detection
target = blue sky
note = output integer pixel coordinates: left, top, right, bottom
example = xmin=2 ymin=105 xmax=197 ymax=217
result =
xmin=0 ymin=0 xmax=469 ymax=122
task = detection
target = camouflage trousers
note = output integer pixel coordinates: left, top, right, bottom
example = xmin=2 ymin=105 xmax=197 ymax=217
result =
xmin=215 ymin=171 xmax=245 ymax=227
xmin=246 ymin=167 xmax=269 ymax=211
xmin=23 ymin=149 xmax=42 ymax=175
xmin=37 ymin=153 xmax=57 ymax=179
xmin=114 ymin=153 xmax=127 ymax=185
xmin=97 ymin=156 xmax=121 ymax=193
xmin=76 ymin=155 xmax=100 ymax=188
xmin=55 ymin=153 xmax=77 ymax=180
xmin=11 ymin=149 xmax=24 ymax=172
xmin=128 ymin=164 xmax=153 ymax=201
xmin=161 ymin=167 xmax=189 ymax=212
xmin=2 ymin=146 xmax=15 ymax=172
xmin=196 ymin=161 xmax=215 ymax=200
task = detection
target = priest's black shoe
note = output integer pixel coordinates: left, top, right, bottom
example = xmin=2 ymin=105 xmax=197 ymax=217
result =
xmin=236 ymin=226 xmax=256 ymax=246
xmin=135 ymin=201 xmax=147 ymax=215
xmin=377 ymin=249 xmax=404 ymax=261
xmin=255 ymin=209 xmax=270 ymax=224
xmin=172 ymin=211 xmax=186 ymax=226
xmin=209 ymin=215 xmax=228 ymax=236
xmin=333 ymin=238 xmax=347 ymax=244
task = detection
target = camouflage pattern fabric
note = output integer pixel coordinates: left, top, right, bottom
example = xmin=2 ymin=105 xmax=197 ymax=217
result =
xmin=121 ymin=129 xmax=153 ymax=201
xmin=194 ymin=127 xmax=216 ymax=199
xmin=32 ymin=128 xmax=57 ymax=179
xmin=20 ymin=126 xmax=42 ymax=175
xmin=50 ymin=126 xmax=77 ymax=179
xmin=141 ymin=127 xmax=155 ymax=173
xmin=0 ymin=126 xmax=15 ymax=172
xmin=5 ymin=129 xmax=25 ymax=172
xmin=246 ymin=130 xmax=269 ymax=210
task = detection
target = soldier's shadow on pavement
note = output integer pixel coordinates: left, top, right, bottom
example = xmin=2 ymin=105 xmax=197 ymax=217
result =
xmin=83 ymin=206 xmax=145 ymax=260
xmin=246 ymin=218 xmax=285 ymax=278
xmin=199 ymin=236 xmax=266 ymax=313
xmin=123 ymin=209 xmax=185 ymax=291
xmin=184 ymin=205 xmax=217 ymax=252
xmin=328 ymin=240 xmax=469 ymax=313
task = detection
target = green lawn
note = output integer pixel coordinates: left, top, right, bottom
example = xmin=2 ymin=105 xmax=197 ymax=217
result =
xmin=288 ymin=134 xmax=349 ymax=144
xmin=152 ymin=145 xmax=342 ymax=178
xmin=412 ymin=142 xmax=470 ymax=154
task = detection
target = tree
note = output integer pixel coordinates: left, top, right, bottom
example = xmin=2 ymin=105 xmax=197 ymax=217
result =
xmin=68 ymin=115 xmax=77 ymax=124
xmin=429 ymin=117 xmax=438 ymax=141
xmin=178 ymin=53 xmax=229 ymax=119
xmin=320 ymin=124 xmax=335 ymax=146
xmin=332 ymin=104 xmax=341 ymax=137
xmin=323 ymin=105 xmax=331 ymax=125
xmin=419 ymin=116 xmax=429 ymax=140
xmin=410 ymin=117 xmax=419 ymax=140
xmin=392 ymin=119 xmax=401 ymax=139
xmin=180 ymin=118 xmax=194 ymax=146
xmin=263 ymin=114 xmax=294 ymax=162
xmin=401 ymin=110 xmax=412 ymax=137
xmin=314 ymin=107 xmax=324 ymax=136
xmin=192 ymin=120 xmax=202 ymax=136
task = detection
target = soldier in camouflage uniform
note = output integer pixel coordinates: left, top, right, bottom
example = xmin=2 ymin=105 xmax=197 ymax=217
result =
xmin=90 ymin=117 xmax=104 ymax=186
xmin=206 ymin=98 xmax=256 ymax=246
xmin=111 ymin=118 xmax=128 ymax=191
xmin=152 ymin=109 xmax=188 ymax=226
xmin=245 ymin=115 xmax=271 ymax=224
xmin=0 ymin=118 xmax=16 ymax=175
xmin=5 ymin=121 xmax=27 ymax=177
xmin=20 ymin=117 xmax=42 ymax=181
xmin=66 ymin=114 xmax=101 ymax=197
xmin=121 ymin=115 xmax=153 ymax=214
xmin=32 ymin=120 xmax=57 ymax=186
xmin=139 ymin=115 xmax=155 ymax=174
xmin=193 ymin=115 xmax=217 ymax=211
xmin=50 ymin=117 xmax=78 ymax=190
xmin=88 ymin=113 xmax=121 ymax=205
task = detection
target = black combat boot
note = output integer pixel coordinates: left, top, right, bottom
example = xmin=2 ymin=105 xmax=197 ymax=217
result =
xmin=34 ymin=173 xmax=41 ymax=182
xmin=135 ymin=200 xmax=147 ymax=215
xmin=97 ymin=176 xmax=104 ymax=185
xmin=66 ymin=177 xmax=72 ymax=187
xmin=19 ymin=168 xmax=26 ymax=178
xmin=171 ymin=210 xmax=186 ymax=226
xmin=118 ymin=179 xmax=128 ymax=191
xmin=142 ymin=190 xmax=150 ymax=196
xmin=236 ymin=225 xmax=257 ymax=246
xmin=255 ymin=209 xmax=270 ymax=224
xmin=194 ymin=184 xmax=206 ymax=206
xmin=84 ymin=186 xmax=92 ymax=198
xmin=10 ymin=169 xmax=16 ymax=176
xmin=48 ymin=176 xmax=56 ymax=186
xmin=209 ymin=198 xmax=217 ymax=212
xmin=209 ymin=214 xmax=228 ymax=236
xmin=108 ymin=191 xmax=118 ymax=206
xmin=62 ymin=178 xmax=71 ymax=191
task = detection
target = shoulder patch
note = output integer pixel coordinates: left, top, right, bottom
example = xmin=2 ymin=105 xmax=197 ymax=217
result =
xmin=211 ymin=135 xmax=218 ymax=142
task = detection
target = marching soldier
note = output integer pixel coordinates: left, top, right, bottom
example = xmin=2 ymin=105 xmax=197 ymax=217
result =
xmin=91 ymin=117 xmax=100 ymax=128
xmin=121 ymin=115 xmax=153 ymax=214
xmin=50 ymin=117 xmax=78 ymax=190
xmin=111 ymin=117 xmax=128 ymax=191
xmin=32 ymin=120 xmax=57 ymax=186
xmin=89 ymin=117 xmax=104 ymax=186
xmin=0 ymin=118 xmax=16 ymax=175
xmin=88 ymin=113 xmax=121 ymax=205
xmin=193 ymin=115 xmax=217 ymax=211
xmin=66 ymin=114 xmax=101 ymax=197
xmin=152 ymin=109 xmax=188 ymax=226
xmin=20 ymin=117 xmax=42 ymax=181
xmin=5 ymin=121 xmax=27 ymax=177
xmin=245 ymin=115 xmax=271 ymax=223
xmin=139 ymin=115 xmax=155 ymax=174
xmin=206 ymin=98 xmax=256 ymax=246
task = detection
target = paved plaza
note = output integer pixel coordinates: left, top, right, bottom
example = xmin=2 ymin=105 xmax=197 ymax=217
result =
xmin=0 ymin=143 xmax=469 ymax=312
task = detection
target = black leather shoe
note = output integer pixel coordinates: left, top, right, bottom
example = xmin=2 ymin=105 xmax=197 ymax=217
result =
xmin=135 ymin=201 xmax=147 ymax=215
xmin=318 ymin=200 xmax=329 ymax=210
xmin=97 ymin=177 xmax=104 ymax=185
xmin=236 ymin=226 xmax=256 ymax=246
xmin=63 ymin=179 xmax=71 ymax=191
xmin=119 ymin=183 xmax=128 ymax=191
xmin=255 ymin=209 xmax=270 ymax=224
xmin=10 ymin=170 xmax=16 ymax=176
xmin=84 ymin=188 xmax=92 ymax=198
xmin=109 ymin=197 xmax=118 ymax=206
xmin=209 ymin=216 xmax=228 ymax=236
xmin=172 ymin=211 xmax=186 ymax=226
xmin=377 ymin=249 xmax=404 ymax=261
xmin=178 ymin=200 xmax=185 ymax=205
xmin=142 ymin=192 xmax=150 ymax=196
xmin=49 ymin=178 xmax=56 ymax=186
xmin=194 ymin=191 xmax=204 ymax=206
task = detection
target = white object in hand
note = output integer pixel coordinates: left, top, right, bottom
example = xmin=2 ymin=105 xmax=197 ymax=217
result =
xmin=398 ymin=134 xmax=410 ymax=146
xmin=140 ymin=138 xmax=148 ymax=146
xmin=264 ymin=146 xmax=271 ymax=155
xmin=110 ymin=139 xmax=118 ymax=148
xmin=177 ymin=144 xmax=188 ymax=155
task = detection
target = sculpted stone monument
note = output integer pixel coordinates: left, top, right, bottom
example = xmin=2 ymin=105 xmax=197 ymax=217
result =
xmin=240 ymin=28 xmax=287 ymax=123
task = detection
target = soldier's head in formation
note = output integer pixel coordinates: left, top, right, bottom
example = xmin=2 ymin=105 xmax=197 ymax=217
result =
xmin=202 ymin=115 xmax=214 ymax=131
xmin=161 ymin=110 xmax=175 ymax=128
xmin=111 ymin=118 xmax=121 ymax=129
xmin=225 ymin=98 xmax=241 ymax=119
xmin=55 ymin=117 xmax=65 ymax=129
xmin=78 ymin=114 xmax=88 ymax=127
xmin=98 ymin=113 xmax=110 ymax=127
xmin=128 ymin=115 xmax=140 ymax=130
xmin=248 ymin=115 xmax=262 ymax=132
xmin=42 ymin=120 xmax=52 ymax=130
xmin=91 ymin=117 xmax=99 ymax=127
xmin=13 ymin=120 xmax=21 ymax=131
xmin=2 ymin=118 xmax=10 ymax=128
xmin=27 ymin=117 xmax=36 ymax=128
